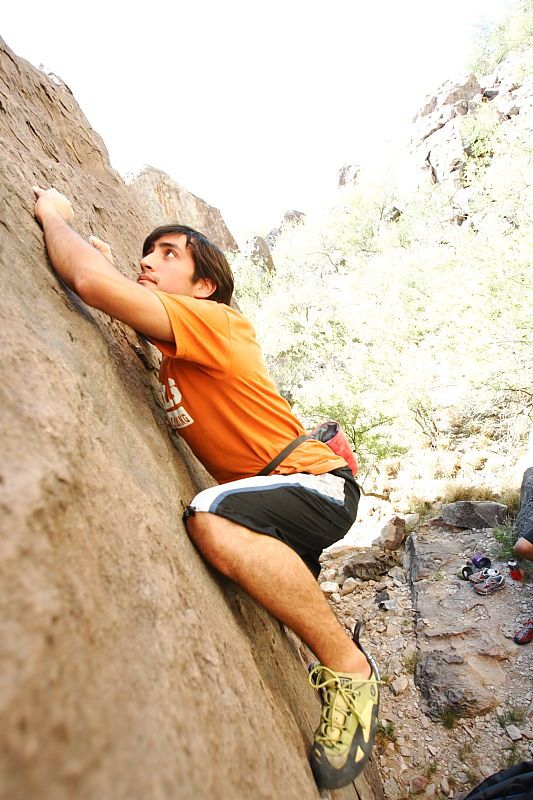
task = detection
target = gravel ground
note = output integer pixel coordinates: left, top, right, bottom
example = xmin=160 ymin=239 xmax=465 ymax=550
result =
xmin=318 ymin=527 xmax=533 ymax=800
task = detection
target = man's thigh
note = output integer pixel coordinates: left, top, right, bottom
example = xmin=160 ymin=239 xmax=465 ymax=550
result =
xmin=184 ymin=469 xmax=359 ymax=577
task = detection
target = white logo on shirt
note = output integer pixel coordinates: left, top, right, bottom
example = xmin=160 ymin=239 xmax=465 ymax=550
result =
xmin=160 ymin=378 xmax=194 ymax=429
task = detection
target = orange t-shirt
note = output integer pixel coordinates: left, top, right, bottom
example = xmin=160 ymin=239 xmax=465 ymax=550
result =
xmin=148 ymin=293 xmax=346 ymax=484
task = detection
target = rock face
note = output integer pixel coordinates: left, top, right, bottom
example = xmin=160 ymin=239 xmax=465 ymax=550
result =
xmin=407 ymin=57 xmax=533 ymax=192
xmin=409 ymin=74 xmax=481 ymax=188
xmin=266 ymin=209 xmax=306 ymax=246
xmin=338 ymin=164 xmax=360 ymax=187
xmin=441 ymin=501 xmax=507 ymax=529
xmin=127 ymin=165 xmax=238 ymax=252
xmin=516 ymin=466 xmax=533 ymax=538
xmin=0 ymin=39 xmax=382 ymax=800
xmin=245 ymin=234 xmax=275 ymax=273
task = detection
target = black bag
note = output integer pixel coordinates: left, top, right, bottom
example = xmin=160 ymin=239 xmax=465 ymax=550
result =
xmin=463 ymin=761 xmax=533 ymax=800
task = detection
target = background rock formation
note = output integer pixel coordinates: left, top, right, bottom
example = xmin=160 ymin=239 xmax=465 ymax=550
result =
xmin=406 ymin=56 xmax=533 ymax=192
xmin=0 ymin=39 xmax=382 ymax=800
xmin=127 ymin=166 xmax=238 ymax=252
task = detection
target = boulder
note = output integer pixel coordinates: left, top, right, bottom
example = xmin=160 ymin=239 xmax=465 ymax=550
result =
xmin=439 ymin=74 xmax=482 ymax=107
xmin=375 ymin=517 xmax=406 ymax=551
xmin=382 ymin=778 xmax=403 ymax=800
xmin=505 ymin=725 xmax=522 ymax=741
xmin=338 ymin=164 xmax=360 ymax=187
xmin=127 ymin=166 xmax=238 ymax=252
xmin=245 ymin=235 xmax=275 ymax=273
xmin=516 ymin=466 xmax=533 ymax=537
xmin=414 ymin=651 xmax=501 ymax=719
xmin=441 ymin=501 xmax=508 ymax=529
xmin=493 ymin=92 xmax=520 ymax=117
xmin=342 ymin=548 xmax=400 ymax=582
xmin=0 ymin=38 xmax=383 ymax=800
xmin=425 ymin=118 xmax=465 ymax=184
xmin=266 ymin=209 xmax=306 ymax=246
xmin=407 ymin=56 xmax=532 ymax=194
xmin=406 ymin=523 xmax=517 ymax=721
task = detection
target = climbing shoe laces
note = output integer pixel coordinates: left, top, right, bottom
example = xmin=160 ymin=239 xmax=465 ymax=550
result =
xmin=308 ymin=621 xmax=381 ymax=789
xmin=309 ymin=666 xmax=380 ymax=750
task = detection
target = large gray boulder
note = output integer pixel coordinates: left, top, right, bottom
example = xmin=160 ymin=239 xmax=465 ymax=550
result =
xmin=405 ymin=523 xmax=517 ymax=720
xmin=516 ymin=467 xmax=533 ymax=537
xmin=414 ymin=651 xmax=502 ymax=719
xmin=441 ymin=501 xmax=507 ymax=529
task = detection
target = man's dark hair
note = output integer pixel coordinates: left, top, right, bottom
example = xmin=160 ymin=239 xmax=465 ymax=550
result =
xmin=142 ymin=224 xmax=234 ymax=305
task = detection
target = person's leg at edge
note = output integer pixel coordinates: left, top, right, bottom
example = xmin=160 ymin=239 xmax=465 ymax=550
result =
xmin=186 ymin=511 xmax=371 ymax=677
xmin=514 ymin=536 xmax=533 ymax=562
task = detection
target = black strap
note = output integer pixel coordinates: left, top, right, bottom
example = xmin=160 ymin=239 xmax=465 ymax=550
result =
xmin=257 ymin=434 xmax=309 ymax=476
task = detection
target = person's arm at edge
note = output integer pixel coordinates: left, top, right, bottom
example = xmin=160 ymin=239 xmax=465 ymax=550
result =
xmin=33 ymin=186 xmax=174 ymax=342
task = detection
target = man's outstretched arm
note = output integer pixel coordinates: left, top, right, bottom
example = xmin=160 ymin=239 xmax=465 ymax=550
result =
xmin=33 ymin=186 xmax=174 ymax=342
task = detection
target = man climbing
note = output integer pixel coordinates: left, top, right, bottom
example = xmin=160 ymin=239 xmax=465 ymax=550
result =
xmin=33 ymin=185 xmax=380 ymax=790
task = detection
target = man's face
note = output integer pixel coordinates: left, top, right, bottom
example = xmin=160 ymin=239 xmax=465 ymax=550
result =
xmin=137 ymin=233 xmax=213 ymax=297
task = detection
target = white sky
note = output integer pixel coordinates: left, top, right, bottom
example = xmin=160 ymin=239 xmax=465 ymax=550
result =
xmin=3 ymin=0 xmax=511 ymax=239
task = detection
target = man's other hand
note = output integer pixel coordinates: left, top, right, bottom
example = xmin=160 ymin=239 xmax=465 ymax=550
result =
xmin=89 ymin=235 xmax=114 ymax=264
xmin=33 ymin=185 xmax=74 ymax=226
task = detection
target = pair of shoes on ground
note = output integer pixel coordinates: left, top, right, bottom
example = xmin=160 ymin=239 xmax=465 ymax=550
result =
xmin=514 ymin=619 xmax=533 ymax=645
xmin=469 ymin=568 xmax=506 ymax=595
xmin=308 ymin=620 xmax=381 ymax=789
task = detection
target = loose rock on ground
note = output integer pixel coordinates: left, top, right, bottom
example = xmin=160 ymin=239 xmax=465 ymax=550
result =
xmin=318 ymin=518 xmax=533 ymax=799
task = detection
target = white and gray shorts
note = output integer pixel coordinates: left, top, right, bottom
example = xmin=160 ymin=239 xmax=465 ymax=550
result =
xmin=184 ymin=467 xmax=359 ymax=577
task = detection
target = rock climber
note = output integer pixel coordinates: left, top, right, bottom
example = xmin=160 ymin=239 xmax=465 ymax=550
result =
xmin=33 ymin=184 xmax=380 ymax=790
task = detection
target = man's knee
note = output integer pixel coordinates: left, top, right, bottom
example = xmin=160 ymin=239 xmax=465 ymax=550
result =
xmin=514 ymin=536 xmax=533 ymax=561
xmin=184 ymin=510 xmax=238 ymax=576
xmin=184 ymin=509 xmax=216 ymax=546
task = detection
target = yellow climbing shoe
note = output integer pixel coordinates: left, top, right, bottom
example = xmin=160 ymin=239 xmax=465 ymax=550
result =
xmin=308 ymin=622 xmax=380 ymax=789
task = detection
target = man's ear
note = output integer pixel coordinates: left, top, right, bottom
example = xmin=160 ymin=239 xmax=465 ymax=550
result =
xmin=194 ymin=277 xmax=217 ymax=299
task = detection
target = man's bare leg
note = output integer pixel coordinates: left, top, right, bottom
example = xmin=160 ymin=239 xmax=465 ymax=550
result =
xmin=515 ymin=536 xmax=533 ymax=562
xmin=186 ymin=511 xmax=370 ymax=676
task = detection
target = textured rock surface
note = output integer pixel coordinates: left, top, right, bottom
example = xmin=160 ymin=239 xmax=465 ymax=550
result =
xmin=244 ymin=234 xmax=275 ymax=273
xmin=406 ymin=59 xmax=533 ymax=192
xmin=266 ymin=209 xmax=306 ymax=246
xmin=406 ymin=524 xmax=518 ymax=719
xmin=338 ymin=164 xmax=360 ymax=187
xmin=441 ymin=501 xmax=508 ymax=529
xmin=0 ymin=39 xmax=383 ymax=800
xmin=341 ymin=547 xmax=401 ymax=582
xmin=516 ymin=466 xmax=533 ymax=537
xmin=409 ymin=74 xmax=480 ymax=188
xmin=375 ymin=517 xmax=406 ymax=551
xmin=127 ymin=165 xmax=238 ymax=252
